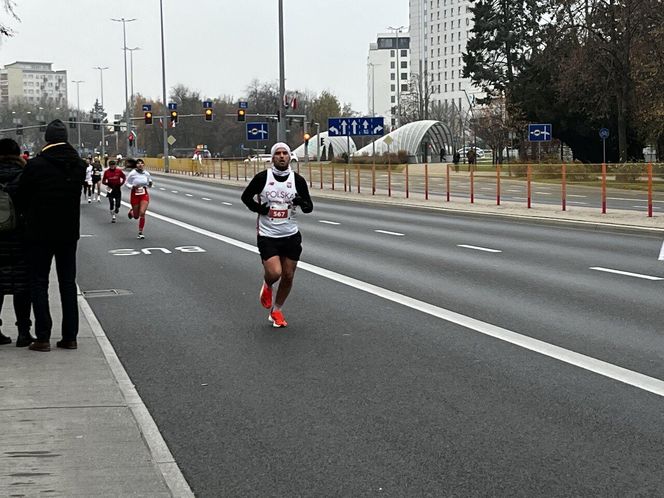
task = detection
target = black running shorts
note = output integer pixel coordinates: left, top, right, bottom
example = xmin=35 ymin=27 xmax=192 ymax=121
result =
xmin=257 ymin=232 xmax=303 ymax=261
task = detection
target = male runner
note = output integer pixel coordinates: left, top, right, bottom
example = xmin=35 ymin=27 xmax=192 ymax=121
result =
xmin=241 ymin=142 xmax=313 ymax=328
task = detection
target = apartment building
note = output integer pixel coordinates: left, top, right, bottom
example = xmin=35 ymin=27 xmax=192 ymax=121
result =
xmin=0 ymin=61 xmax=68 ymax=107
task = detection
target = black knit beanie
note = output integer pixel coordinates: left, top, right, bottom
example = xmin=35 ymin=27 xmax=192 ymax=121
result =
xmin=45 ymin=119 xmax=68 ymax=143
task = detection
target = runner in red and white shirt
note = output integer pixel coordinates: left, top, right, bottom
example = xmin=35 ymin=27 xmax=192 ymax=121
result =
xmin=124 ymin=158 xmax=153 ymax=239
xmin=241 ymin=142 xmax=313 ymax=328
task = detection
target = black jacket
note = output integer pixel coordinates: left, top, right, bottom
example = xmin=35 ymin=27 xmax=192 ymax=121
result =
xmin=17 ymin=143 xmax=86 ymax=242
xmin=0 ymin=155 xmax=29 ymax=293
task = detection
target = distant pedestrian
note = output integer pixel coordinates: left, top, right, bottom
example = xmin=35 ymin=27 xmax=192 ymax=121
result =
xmin=439 ymin=148 xmax=445 ymax=163
xmin=453 ymin=151 xmax=461 ymax=172
xmin=467 ymin=148 xmax=477 ymax=171
xmin=91 ymin=157 xmax=103 ymax=202
xmin=16 ymin=119 xmax=86 ymax=352
xmin=0 ymin=138 xmax=35 ymax=347
xmin=83 ymin=158 xmax=93 ymax=203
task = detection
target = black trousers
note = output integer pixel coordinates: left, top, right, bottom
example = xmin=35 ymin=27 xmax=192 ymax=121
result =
xmin=0 ymin=291 xmax=32 ymax=334
xmin=28 ymin=240 xmax=78 ymax=342
xmin=107 ymin=187 xmax=122 ymax=212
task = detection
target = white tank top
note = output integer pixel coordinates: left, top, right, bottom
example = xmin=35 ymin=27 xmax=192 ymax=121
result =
xmin=257 ymin=169 xmax=298 ymax=237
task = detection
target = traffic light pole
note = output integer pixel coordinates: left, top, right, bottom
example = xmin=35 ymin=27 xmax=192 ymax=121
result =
xmin=159 ymin=0 xmax=170 ymax=173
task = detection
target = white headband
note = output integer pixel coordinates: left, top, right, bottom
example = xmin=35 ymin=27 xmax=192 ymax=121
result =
xmin=271 ymin=142 xmax=291 ymax=157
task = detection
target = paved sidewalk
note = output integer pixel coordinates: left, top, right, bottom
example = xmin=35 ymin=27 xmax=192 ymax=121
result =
xmin=0 ymin=271 xmax=193 ymax=497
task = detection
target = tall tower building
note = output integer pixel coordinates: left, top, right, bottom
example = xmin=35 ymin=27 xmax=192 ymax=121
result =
xmin=409 ymin=0 xmax=481 ymax=114
xmin=367 ymin=32 xmax=410 ymax=129
xmin=0 ymin=61 xmax=68 ymax=107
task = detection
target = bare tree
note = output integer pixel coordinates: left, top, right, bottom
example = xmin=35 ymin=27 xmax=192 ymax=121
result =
xmin=1 ymin=0 xmax=18 ymax=38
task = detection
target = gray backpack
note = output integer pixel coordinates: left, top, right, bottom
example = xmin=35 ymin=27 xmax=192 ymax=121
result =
xmin=0 ymin=183 xmax=17 ymax=232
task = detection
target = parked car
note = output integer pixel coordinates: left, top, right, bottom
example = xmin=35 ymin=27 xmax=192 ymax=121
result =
xmin=244 ymin=154 xmax=273 ymax=164
xmin=457 ymin=146 xmax=485 ymax=159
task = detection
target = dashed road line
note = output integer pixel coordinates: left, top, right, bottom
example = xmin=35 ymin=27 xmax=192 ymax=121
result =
xmin=568 ymin=194 xmax=587 ymax=198
xmin=319 ymin=220 xmax=340 ymax=225
xmin=589 ymin=267 xmax=663 ymax=281
xmin=458 ymin=244 xmax=502 ymax=253
xmin=222 ymin=201 xmax=233 ymax=206
xmin=202 ymin=197 xmax=212 ymax=201
xmin=375 ymin=229 xmax=405 ymax=237
xmin=171 ymin=190 xmax=179 ymax=193
xmin=185 ymin=193 xmax=193 ymax=197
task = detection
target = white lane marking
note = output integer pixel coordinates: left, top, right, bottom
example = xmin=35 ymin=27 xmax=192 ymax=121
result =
xmin=590 ymin=267 xmax=663 ymax=281
xmin=185 ymin=193 xmax=193 ymax=197
xmin=375 ymin=229 xmax=405 ymax=237
xmin=159 ymin=187 xmax=166 ymax=191
xmin=222 ymin=201 xmax=233 ymax=206
xmin=608 ymin=197 xmax=641 ymax=201
xmin=506 ymin=189 xmax=522 ymax=192
xmin=568 ymin=201 xmax=589 ymax=205
xmin=202 ymin=197 xmax=212 ymax=201
xmin=659 ymin=241 xmax=664 ymax=261
xmin=568 ymin=194 xmax=587 ymax=198
xmin=319 ymin=220 xmax=340 ymax=225
xmin=458 ymin=244 xmax=502 ymax=253
xmin=128 ymin=204 xmax=664 ymax=398
xmin=171 ymin=190 xmax=179 ymax=193
xmin=535 ymin=191 xmax=552 ymax=195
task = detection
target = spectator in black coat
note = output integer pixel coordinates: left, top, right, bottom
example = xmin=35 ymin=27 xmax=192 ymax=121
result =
xmin=16 ymin=120 xmax=86 ymax=352
xmin=0 ymin=138 xmax=35 ymax=347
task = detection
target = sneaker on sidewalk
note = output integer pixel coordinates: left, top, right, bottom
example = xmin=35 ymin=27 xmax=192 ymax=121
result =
xmin=97 ymin=196 xmax=101 ymax=203
xmin=87 ymin=197 xmax=91 ymax=203
xmin=259 ymin=283 xmax=273 ymax=309
xmin=137 ymin=231 xmax=145 ymax=239
xmin=29 ymin=341 xmax=51 ymax=352
xmin=269 ymin=309 xmax=288 ymax=328
xmin=111 ymin=213 xmax=116 ymax=223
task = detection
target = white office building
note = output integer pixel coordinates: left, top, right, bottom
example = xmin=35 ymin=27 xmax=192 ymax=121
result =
xmin=0 ymin=61 xmax=68 ymax=107
xmin=409 ymin=0 xmax=481 ymax=113
xmin=367 ymin=32 xmax=410 ymax=129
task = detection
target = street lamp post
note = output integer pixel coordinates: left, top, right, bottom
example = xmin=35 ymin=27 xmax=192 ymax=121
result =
xmin=387 ymin=25 xmax=406 ymax=128
xmin=277 ymin=0 xmax=286 ymax=143
xmin=111 ymin=17 xmax=136 ymax=157
xmin=127 ymin=46 xmax=140 ymax=157
xmin=159 ymin=0 xmax=169 ymax=172
xmin=71 ymin=79 xmax=84 ymax=153
xmin=93 ymin=66 xmax=109 ymax=159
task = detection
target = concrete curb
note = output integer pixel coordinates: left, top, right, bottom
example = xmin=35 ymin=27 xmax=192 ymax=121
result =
xmin=79 ymin=294 xmax=195 ymax=498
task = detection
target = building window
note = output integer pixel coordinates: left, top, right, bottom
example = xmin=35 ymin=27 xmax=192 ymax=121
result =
xmin=401 ymin=84 xmax=408 ymax=91
xmin=401 ymin=61 xmax=407 ymax=68
xmin=391 ymin=50 xmax=395 ymax=57
xmin=391 ymin=96 xmax=395 ymax=103
xmin=444 ymin=84 xmax=448 ymax=92
xmin=391 ymin=61 xmax=395 ymax=69
xmin=391 ymin=73 xmax=396 ymax=80
xmin=391 ymin=84 xmax=396 ymax=91
xmin=401 ymin=49 xmax=407 ymax=57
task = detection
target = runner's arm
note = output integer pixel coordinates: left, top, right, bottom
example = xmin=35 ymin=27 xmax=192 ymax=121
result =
xmin=293 ymin=175 xmax=313 ymax=213
xmin=241 ymin=170 xmax=269 ymax=213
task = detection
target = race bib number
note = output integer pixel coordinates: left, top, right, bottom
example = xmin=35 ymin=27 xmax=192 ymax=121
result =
xmin=268 ymin=203 xmax=289 ymax=223
xmin=134 ymin=187 xmax=146 ymax=195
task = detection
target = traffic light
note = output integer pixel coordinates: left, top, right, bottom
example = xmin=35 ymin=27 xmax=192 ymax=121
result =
xmin=303 ymin=133 xmax=310 ymax=146
xmin=69 ymin=117 xmax=76 ymax=129
xmin=93 ymin=118 xmax=100 ymax=130
xmin=144 ymin=111 xmax=153 ymax=125
xmin=170 ymin=110 xmax=178 ymax=124
xmin=204 ymin=108 xmax=213 ymax=121
xmin=237 ymin=109 xmax=246 ymax=122
xmin=16 ymin=124 xmax=23 ymax=136
xmin=113 ymin=121 xmax=120 ymax=132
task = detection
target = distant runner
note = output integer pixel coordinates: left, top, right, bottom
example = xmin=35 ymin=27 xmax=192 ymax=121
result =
xmin=102 ymin=159 xmax=126 ymax=223
xmin=125 ymin=158 xmax=152 ymax=239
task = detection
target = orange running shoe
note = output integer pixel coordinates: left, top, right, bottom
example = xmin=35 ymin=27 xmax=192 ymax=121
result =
xmin=259 ymin=283 xmax=272 ymax=309
xmin=269 ymin=309 xmax=287 ymax=328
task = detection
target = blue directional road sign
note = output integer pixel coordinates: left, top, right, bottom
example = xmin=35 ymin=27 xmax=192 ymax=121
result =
xmin=328 ymin=117 xmax=385 ymax=137
xmin=528 ymin=123 xmax=552 ymax=142
xmin=246 ymin=122 xmax=269 ymax=141
xmin=168 ymin=102 xmax=177 ymax=110
xmin=142 ymin=104 xmax=152 ymax=112
xmin=203 ymin=100 xmax=213 ymax=109
xmin=238 ymin=101 xmax=248 ymax=109
xmin=599 ymin=128 xmax=610 ymax=140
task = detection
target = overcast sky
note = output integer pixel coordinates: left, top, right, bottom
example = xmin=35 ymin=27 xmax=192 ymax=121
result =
xmin=1 ymin=0 xmax=409 ymax=118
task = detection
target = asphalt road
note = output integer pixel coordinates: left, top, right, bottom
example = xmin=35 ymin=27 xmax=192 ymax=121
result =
xmin=77 ymin=176 xmax=664 ymax=497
